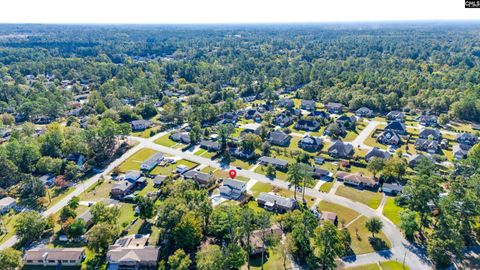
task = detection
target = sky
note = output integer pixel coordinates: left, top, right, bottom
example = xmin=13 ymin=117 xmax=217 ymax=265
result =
xmin=1 ymin=0 xmax=479 ymax=24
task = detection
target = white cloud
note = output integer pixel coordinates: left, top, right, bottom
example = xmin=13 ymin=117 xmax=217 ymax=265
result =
xmin=0 ymin=0 xmax=479 ymax=24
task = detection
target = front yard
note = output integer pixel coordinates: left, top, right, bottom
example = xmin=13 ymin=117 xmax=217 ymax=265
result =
xmin=335 ymin=185 xmax=383 ymax=209
xmin=117 ymin=148 xmax=159 ymax=172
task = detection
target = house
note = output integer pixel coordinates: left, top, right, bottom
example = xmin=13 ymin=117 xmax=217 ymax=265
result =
xmin=111 ymin=180 xmax=135 ymax=197
xmin=365 ymin=147 xmax=391 ymax=162
xmin=335 ymin=171 xmax=376 ymax=188
xmin=258 ymin=156 xmax=289 ymax=170
xmin=268 ymin=131 xmax=291 ymax=146
xmin=200 ymin=140 xmax=221 ymax=152
xmin=249 ymin=226 xmax=284 ymax=255
xmin=336 ymin=115 xmax=356 ymax=127
xmin=170 ymin=132 xmax=191 ymax=144
xmin=273 ymin=113 xmax=294 ymax=127
xmin=377 ymin=130 xmax=402 ymax=145
xmin=356 ymin=107 xmax=373 ymax=118
xmin=301 ymin=100 xmax=316 ymax=111
xmin=39 ymin=174 xmax=56 ymax=186
xmin=233 ymin=148 xmax=255 ymax=159
xmin=23 ymin=248 xmax=85 ymax=267
xmin=309 ymin=110 xmax=329 ymax=119
xmin=320 ymin=211 xmax=338 ymax=226
xmin=76 ymin=210 xmax=93 ymax=229
xmin=417 ymin=115 xmax=438 ymax=127
xmin=130 ymin=120 xmax=152 ymax=131
xmin=0 ymin=196 xmax=16 ymax=214
xmin=277 ymin=98 xmax=294 ymax=109
xmin=217 ymin=112 xmax=238 ymax=125
xmin=107 ymin=235 xmax=160 ymax=270
xmin=153 ymin=175 xmax=167 ymax=187
xmin=220 ymin=179 xmax=247 ymax=199
xmin=382 ymin=183 xmax=403 ymax=195
xmin=245 ymin=109 xmax=262 ymax=122
xmin=140 ymin=152 xmax=164 ymax=171
xmin=414 ymin=139 xmax=439 ymax=154
xmin=312 ymin=167 xmax=333 ymax=181
xmin=183 ymin=170 xmax=215 ymax=187
xmin=419 ymin=129 xmax=442 ymax=141
xmin=453 ymin=143 xmax=472 ymax=160
xmin=124 ymin=170 xmax=142 ymax=182
xmin=257 ymin=192 xmax=297 ymax=212
xmin=384 ymin=121 xmax=407 ymax=135
xmin=298 ymin=135 xmax=323 ymax=151
xmin=408 ymin=154 xmax=432 ymax=168
xmin=440 ymin=139 xmax=449 ymax=149
xmin=327 ymin=141 xmax=354 ymax=158
xmin=456 ymin=133 xmax=478 ymax=145
xmin=295 ymin=119 xmax=321 ymax=131
xmin=386 ymin=111 xmax=405 ymax=122
xmin=326 ymin=102 xmax=344 ymax=114
xmin=66 ymin=153 xmax=86 ymax=168
xmin=240 ymin=123 xmax=262 ymax=137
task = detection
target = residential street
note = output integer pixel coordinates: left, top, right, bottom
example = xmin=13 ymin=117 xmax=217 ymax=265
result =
xmin=0 ymin=131 xmax=432 ymax=269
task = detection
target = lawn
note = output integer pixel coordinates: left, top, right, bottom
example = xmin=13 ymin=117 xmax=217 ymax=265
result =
xmin=118 ymin=203 xmax=136 ymax=228
xmin=231 ymin=158 xmax=253 ymax=170
xmin=45 ymin=186 xmax=76 ymax=207
xmin=335 ymin=185 xmax=383 ymax=209
xmin=80 ymin=180 xmax=114 ymax=201
xmin=344 ymin=122 xmax=367 ymax=142
xmin=382 ymin=197 xmax=404 ymax=226
xmin=343 ymin=263 xmax=380 ymax=270
xmin=150 ymin=159 xmax=198 ymax=175
xmin=0 ymin=213 xmax=20 ymax=244
xmin=319 ymin=180 xmax=335 ymax=193
xmin=194 ymin=148 xmax=207 ymax=156
xmin=135 ymin=178 xmax=157 ymax=197
xmin=254 ymin=165 xmax=288 ymax=181
xmin=249 ymin=245 xmax=291 ymax=270
xmin=200 ymin=166 xmax=249 ymax=182
xmin=131 ymin=127 xmax=158 ymax=138
xmin=117 ymin=148 xmax=159 ymax=172
xmin=380 ymin=260 xmax=411 ymax=270
xmin=317 ymin=200 xmax=360 ymax=226
xmin=363 ymin=127 xmax=388 ymax=150
xmin=347 ymin=216 xmax=391 ymax=255
xmin=154 ymin=133 xmax=177 ymax=147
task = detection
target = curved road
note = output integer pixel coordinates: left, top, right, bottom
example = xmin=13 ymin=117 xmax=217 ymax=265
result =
xmin=0 ymin=130 xmax=431 ymax=269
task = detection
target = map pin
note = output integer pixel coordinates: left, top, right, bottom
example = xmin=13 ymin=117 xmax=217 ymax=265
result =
xmin=228 ymin=169 xmax=237 ymax=179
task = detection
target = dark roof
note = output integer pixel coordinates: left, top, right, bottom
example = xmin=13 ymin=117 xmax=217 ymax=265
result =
xmin=328 ymin=141 xmax=354 ymax=157
xmin=269 ymin=131 xmax=290 ymax=143
xmin=24 ymin=248 xmax=85 ymax=262
xmin=326 ymin=102 xmax=343 ymax=109
xmin=385 ymin=121 xmax=406 ymax=132
xmin=309 ymin=110 xmax=329 ymax=118
xmin=125 ymin=170 xmax=142 ymax=181
xmin=142 ymin=152 xmax=164 ymax=168
xmin=183 ymin=170 xmax=212 ymax=184
xmin=382 ymin=183 xmax=403 ymax=192
xmin=365 ymin=147 xmax=391 ymax=160
xmin=257 ymin=192 xmax=296 ymax=209
xmin=419 ymin=129 xmax=441 ymax=140
xmin=223 ymin=179 xmax=246 ymax=190
xmin=300 ymin=135 xmax=323 ymax=146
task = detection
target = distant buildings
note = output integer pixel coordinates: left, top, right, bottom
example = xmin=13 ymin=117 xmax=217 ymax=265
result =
xmin=325 ymin=102 xmax=344 ymax=114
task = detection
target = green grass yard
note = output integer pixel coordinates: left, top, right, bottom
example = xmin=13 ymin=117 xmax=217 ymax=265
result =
xmin=382 ymin=197 xmax=404 ymax=226
xmin=254 ymin=165 xmax=288 ymax=181
xmin=317 ymin=200 xmax=360 ymax=226
xmin=319 ymin=180 xmax=335 ymax=192
xmin=347 ymin=216 xmax=391 ymax=255
xmin=154 ymin=133 xmax=177 ymax=147
xmin=335 ymin=185 xmax=383 ymax=209
xmin=117 ymin=148 xmax=159 ymax=172
xmin=150 ymin=159 xmax=198 ymax=175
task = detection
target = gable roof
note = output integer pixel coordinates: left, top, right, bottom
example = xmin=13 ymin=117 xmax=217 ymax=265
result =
xmin=257 ymin=192 xmax=296 ymax=209
xmin=365 ymin=147 xmax=391 ymax=160
xmin=269 ymin=131 xmax=290 ymax=143
xmin=24 ymin=248 xmax=85 ymax=262
xmin=223 ymin=179 xmax=246 ymax=190
xmin=419 ymin=129 xmax=441 ymax=140
xmin=385 ymin=121 xmax=406 ymax=132
xmin=258 ymin=156 xmax=289 ymax=167
xmin=328 ymin=141 xmax=354 ymax=156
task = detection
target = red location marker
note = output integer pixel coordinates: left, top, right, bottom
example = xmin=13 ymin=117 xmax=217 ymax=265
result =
xmin=228 ymin=169 xmax=237 ymax=179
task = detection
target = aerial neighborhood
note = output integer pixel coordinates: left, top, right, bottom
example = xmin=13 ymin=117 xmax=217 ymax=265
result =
xmin=0 ymin=24 xmax=478 ymax=270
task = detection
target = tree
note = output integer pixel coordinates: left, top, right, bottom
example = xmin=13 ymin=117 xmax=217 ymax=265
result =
xmin=196 ymin=244 xmax=224 ymax=270
xmin=287 ymin=223 xmax=314 ymax=265
xmin=224 ymin=243 xmax=247 ymax=270
xmin=60 ymin=206 xmax=77 ymax=222
xmin=313 ymin=221 xmax=346 ymax=270
xmin=168 ymin=249 xmax=191 ymax=270
xmin=265 ymin=164 xmax=276 ymax=178
xmin=300 ymin=163 xmax=314 ymax=203
xmin=67 ymin=219 xmax=86 ymax=239
xmin=399 ymin=210 xmax=418 ymax=239
xmin=382 ymin=156 xmax=407 ymax=181
xmin=189 ymin=122 xmax=202 ymax=144
xmin=64 ymin=161 xmax=80 ymax=180
xmin=173 ymin=212 xmax=203 ymax=252
xmin=365 ymin=217 xmax=383 ymax=238
xmin=218 ymin=123 xmax=234 ymax=154
xmin=287 ymin=162 xmax=303 ymax=200
xmin=256 ymin=211 xmax=272 ymax=270
xmin=367 ymin=157 xmax=385 ymax=179
xmin=0 ymin=248 xmax=22 ymax=270
xmin=91 ymin=202 xmax=120 ymax=225
xmin=39 ymin=123 xmax=64 ymax=158
xmin=239 ymin=206 xmax=256 ymax=270
xmin=68 ymin=196 xmax=80 ymax=209
xmin=136 ymin=196 xmax=155 ymax=219
xmin=86 ymin=223 xmax=117 ymax=254
xmin=15 ymin=211 xmax=52 ymax=243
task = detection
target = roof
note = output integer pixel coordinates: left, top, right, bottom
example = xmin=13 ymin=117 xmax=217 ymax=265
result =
xmin=124 ymin=170 xmax=142 ymax=181
xmin=300 ymin=135 xmax=323 ymax=146
xmin=114 ymin=234 xmax=149 ymax=248
xmin=419 ymin=129 xmax=441 ymax=139
xmin=313 ymin=167 xmax=331 ymax=177
xmin=269 ymin=131 xmax=290 ymax=143
xmin=456 ymin=133 xmax=478 ymax=143
xmin=328 ymin=141 xmax=354 ymax=156
xmin=112 ymin=180 xmax=134 ymax=192
xmin=321 ymin=211 xmax=338 ymax=223
xmin=257 ymin=192 xmax=296 ymax=209
xmin=258 ymin=156 xmax=289 ymax=167
xmin=356 ymin=107 xmax=372 ymax=114
xmin=453 ymin=143 xmax=471 ymax=155
xmin=142 ymin=152 xmax=164 ymax=167
xmin=107 ymin=246 xmax=159 ymax=264
xmin=414 ymin=139 xmax=438 ymax=150
xmin=301 ymin=100 xmax=316 ymax=107
xmin=183 ymin=170 xmax=212 ymax=183
xmin=326 ymin=102 xmax=343 ymax=109
xmin=296 ymin=119 xmax=320 ymax=128
xmin=0 ymin=196 xmax=15 ymax=207
xmin=343 ymin=173 xmax=376 ymax=186
xmin=153 ymin=175 xmax=167 ymax=185
xmin=223 ymin=178 xmax=246 ymax=190
xmin=365 ymin=147 xmax=391 ymax=160
xmin=387 ymin=111 xmax=404 ymax=118
xmin=200 ymin=140 xmax=220 ymax=149
xmin=385 ymin=121 xmax=406 ymax=132
xmin=130 ymin=120 xmax=152 ymax=126
xmin=24 ymin=248 xmax=85 ymax=261
xmin=382 ymin=183 xmax=403 ymax=192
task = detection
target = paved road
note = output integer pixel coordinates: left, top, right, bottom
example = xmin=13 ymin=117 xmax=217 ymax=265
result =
xmin=129 ymin=135 xmax=431 ymax=270
xmin=348 ymin=120 xmax=381 ymax=151
xmin=0 ymin=140 xmax=147 ymax=250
